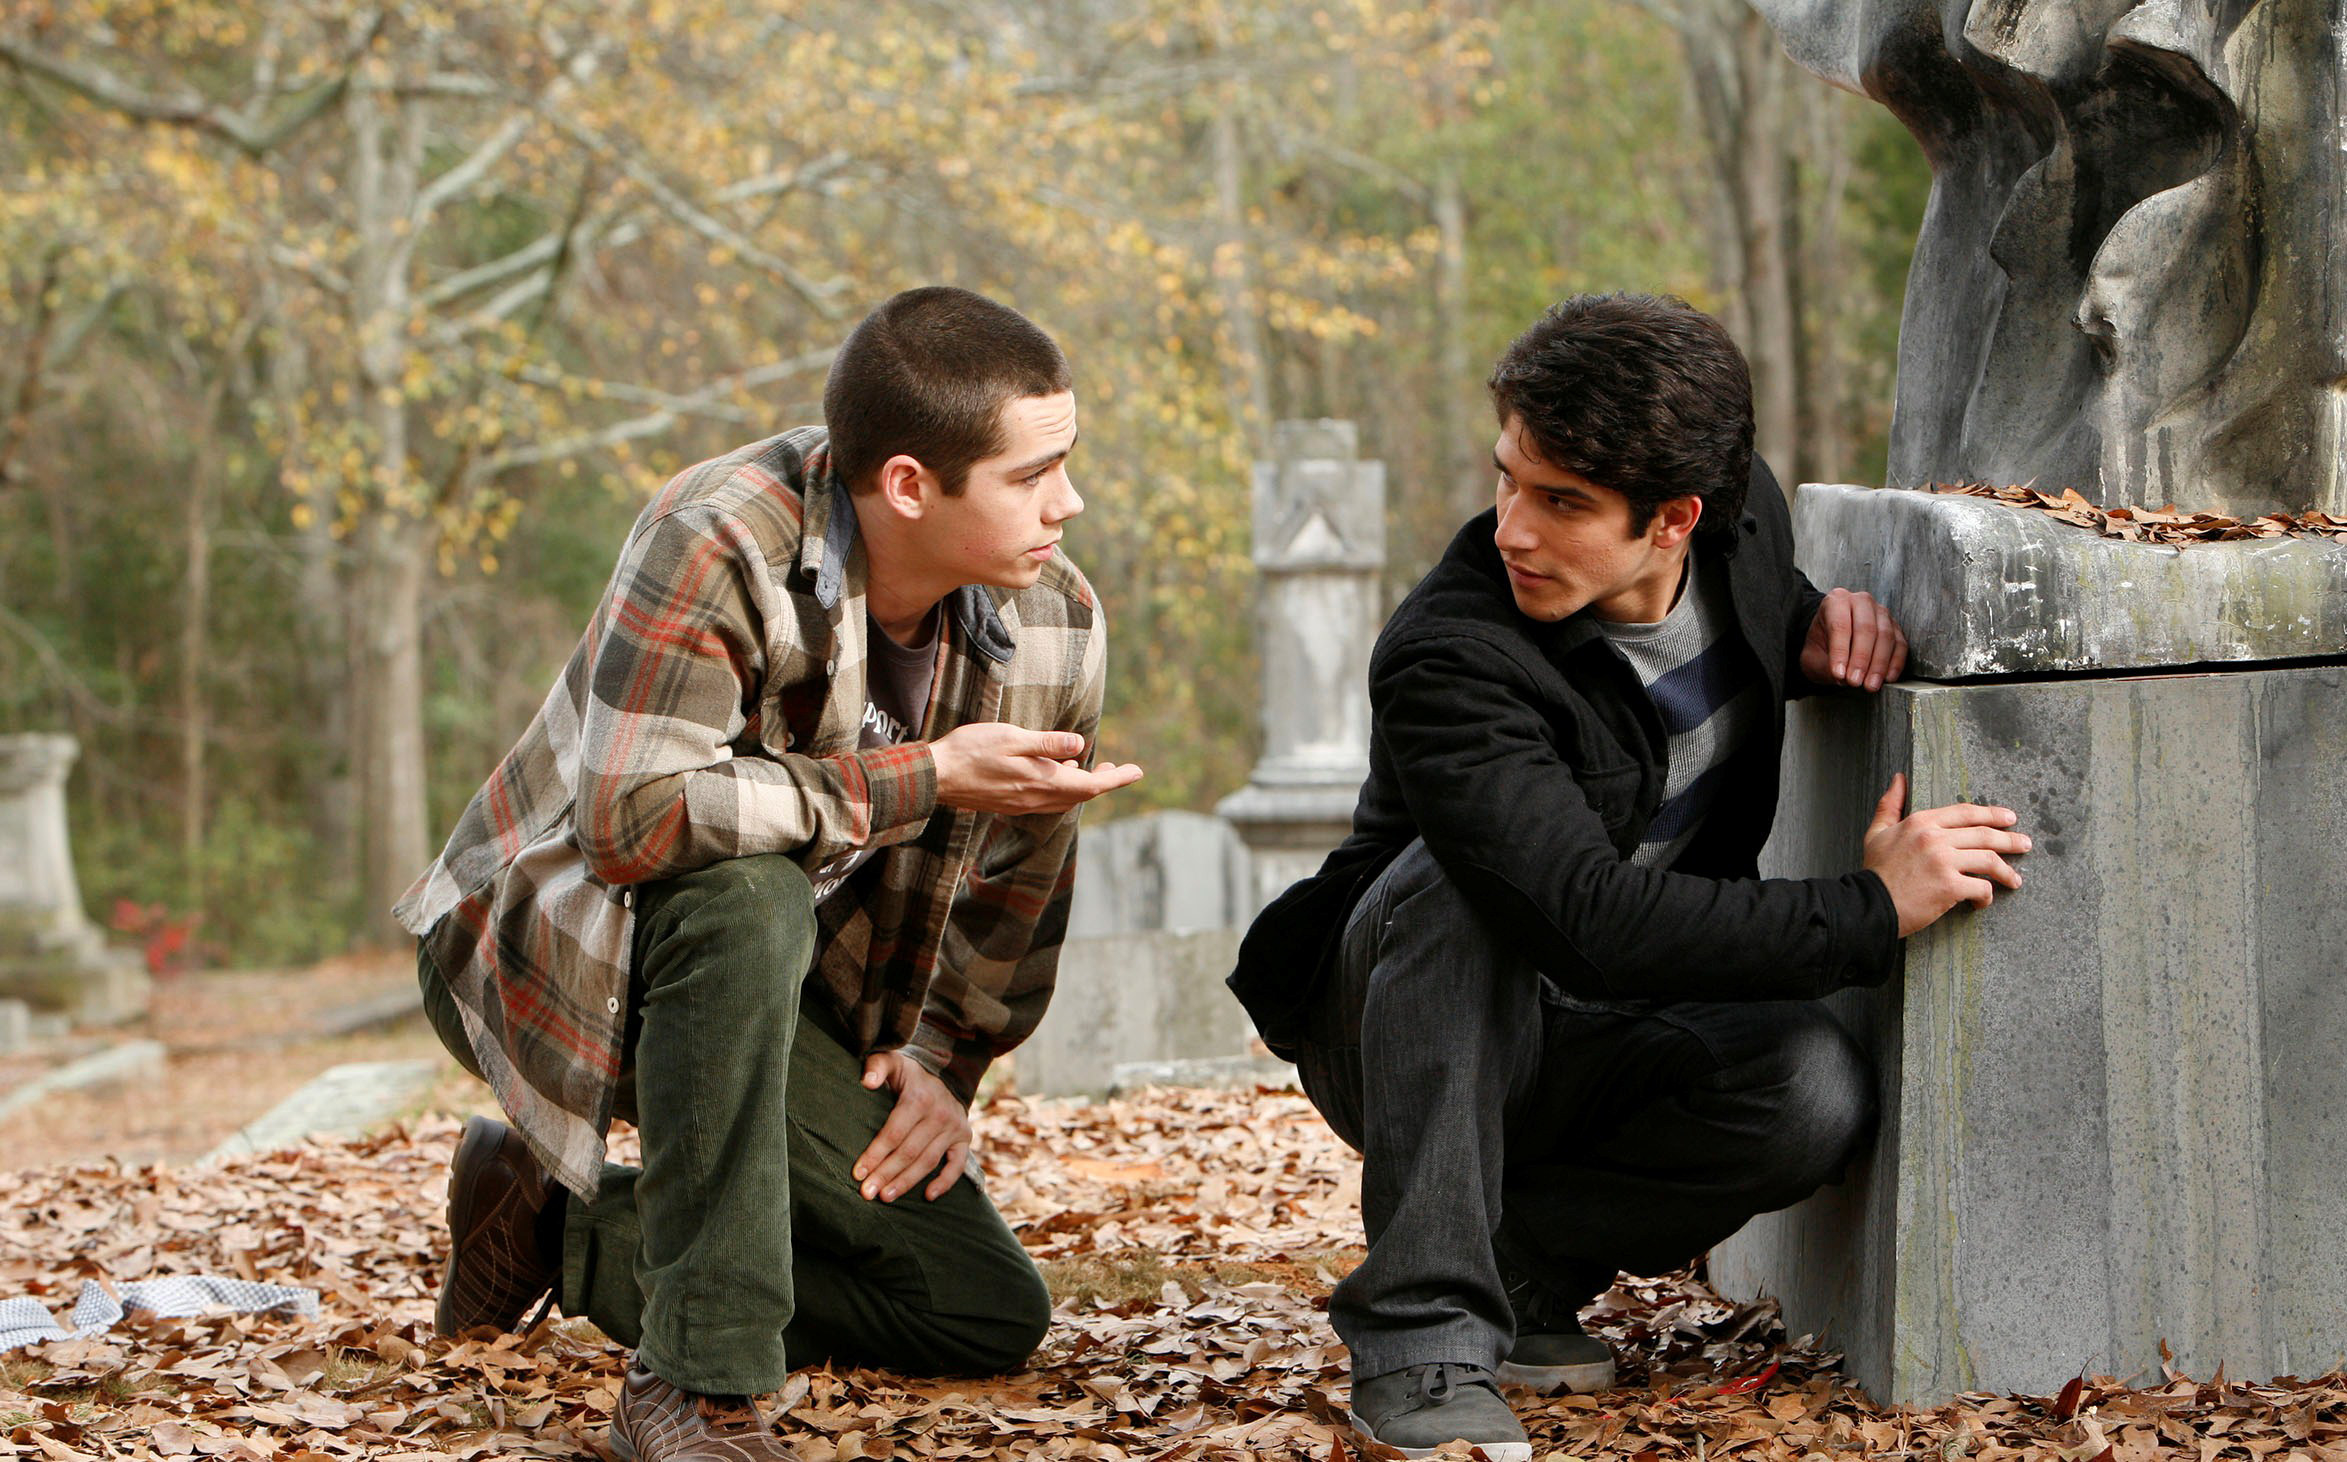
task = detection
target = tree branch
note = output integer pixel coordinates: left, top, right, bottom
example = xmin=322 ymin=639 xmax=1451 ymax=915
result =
xmin=535 ymin=109 xmax=849 ymax=319
xmin=48 ymin=278 xmax=125 ymax=366
xmin=478 ymin=348 xmax=837 ymax=478
xmin=268 ymin=241 xmax=353 ymax=297
xmin=712 ymin=151 xmax=858 ymax=204
xmin=1262 ymin=121 xmax=1431 ymax=204
xmin=1014 ymin=55 xmax=1315 ymax=100
xmin=0 ymin=601 xmax=129 ymax=726
xmin=395 ymin=71 xmax=500 ymax=101
xmin=0 ymin=10 xmax=385 ymax=157
xmin=417 ymin=231 xmax=563 ymax=311
xmin=411 ymin=110 xmax=534 ymax=221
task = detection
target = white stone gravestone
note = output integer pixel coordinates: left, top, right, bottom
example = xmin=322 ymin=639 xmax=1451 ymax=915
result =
xmin=1020 ymin=812 xmax=1258 ymax=1096
xmin=0 ymin=735 xmax=149 ymax=1026
xmin=1216 ymin=420 xmax=1384 ymax=916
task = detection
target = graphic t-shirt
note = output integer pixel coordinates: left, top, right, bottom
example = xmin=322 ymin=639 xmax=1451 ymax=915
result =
xmin=810 ymin=606 xmax=941 ymax=904
xmin=1596 ymin=549 xmax=1764 ymax=870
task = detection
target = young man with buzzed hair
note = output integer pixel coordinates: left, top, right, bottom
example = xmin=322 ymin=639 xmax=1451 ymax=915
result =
xmin=398 ymin=286 xmax=1142 ymax=1461
xmin=1231 ymin=293 xmax=2031 ymax=1460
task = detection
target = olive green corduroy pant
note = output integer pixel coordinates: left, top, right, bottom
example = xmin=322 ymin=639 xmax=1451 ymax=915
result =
xmin=418 ymin=853 xmax=1051 ymax=1395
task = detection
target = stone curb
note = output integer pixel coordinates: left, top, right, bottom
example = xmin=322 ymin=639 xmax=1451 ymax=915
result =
xmin=0 ymin=1039 xmax=167 ymax=1123
xmin=204 ymin=1058 xmax=439 ymax=1164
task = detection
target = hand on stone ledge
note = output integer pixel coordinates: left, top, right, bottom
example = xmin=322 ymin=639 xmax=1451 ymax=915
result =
xmin=1801 ymin=587 xmax=1907 ymax=693
xmin=1861 ymin=773 xmax=2029 ymax=938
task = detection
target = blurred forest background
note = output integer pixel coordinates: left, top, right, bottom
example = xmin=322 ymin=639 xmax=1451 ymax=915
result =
xmin=0 ymin=0 xmax=1928 ymax=965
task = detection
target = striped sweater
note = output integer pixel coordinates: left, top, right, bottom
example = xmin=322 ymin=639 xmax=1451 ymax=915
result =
xmin=1597 ymin=551 xmax=1765 ymax=870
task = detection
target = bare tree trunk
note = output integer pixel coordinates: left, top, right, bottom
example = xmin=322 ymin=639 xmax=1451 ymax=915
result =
xmin=1433 ymin=156 xmax=1480 ymax=517
xmin=261 ymin=265 xmax=357 ymax=896
xmin=0 ymin=247 xmax=65 ymax=491
xmin=1208 ymin=94 xmax=1273 ymax=461
xmin=181 ymin=412 xmax=213 ymax=911
xmin=1733 ymin=11 xmax=1801 ymax=490
xmin=348 ymin=63 xmax=431 ymax=943
xmin=176 ymin=311 xmax=260 ymax=919
xmin=1798 ymin=82 xmax=1855 ymax=478
xmin=354 ymin=525 xmax=431 ymax=939
xmin=1672 ymin=1 xmax=1805 ymax=493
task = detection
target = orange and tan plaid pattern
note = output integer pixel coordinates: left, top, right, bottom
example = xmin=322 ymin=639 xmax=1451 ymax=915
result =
xmin=394 ymin=428 xmax=1106 ymax=1197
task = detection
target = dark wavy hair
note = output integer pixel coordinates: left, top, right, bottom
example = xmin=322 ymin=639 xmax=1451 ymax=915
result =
xmin=824 ymin=286 xmax=1071 ymax=495
xmin=1486 ymin=293 xmax=1753 ymax=538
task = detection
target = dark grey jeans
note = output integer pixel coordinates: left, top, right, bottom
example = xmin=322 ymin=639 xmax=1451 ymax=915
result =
xmin=1294 ymin=839 xmax=1875 ymax=1380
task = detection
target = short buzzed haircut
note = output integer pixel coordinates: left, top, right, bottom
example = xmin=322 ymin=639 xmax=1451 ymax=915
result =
xmin=824 ymin=286 xmax=1072 ymax=496
xmin=1487 ymin=293 xmax=1753 ymax=538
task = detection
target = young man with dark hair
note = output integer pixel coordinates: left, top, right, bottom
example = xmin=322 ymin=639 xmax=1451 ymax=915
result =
xmin=398 ymin=285 xmax=1143 ymax=1462
xmin=1230 ymin=293 xmax=2030 ymax=1460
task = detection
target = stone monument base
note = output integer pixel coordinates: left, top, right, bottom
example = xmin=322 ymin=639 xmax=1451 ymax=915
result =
xmin=1014 ymin=928 xmax=1248 ymax=1097
xmin=1712 ymin=486 xmax=2347 ymax=1403
xmin=0 ymin=923 xmax=150 ymax=1027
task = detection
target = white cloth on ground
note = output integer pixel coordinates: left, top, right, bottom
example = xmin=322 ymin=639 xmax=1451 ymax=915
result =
xmin=0 ymin=1275 xmax=317 ymax=1352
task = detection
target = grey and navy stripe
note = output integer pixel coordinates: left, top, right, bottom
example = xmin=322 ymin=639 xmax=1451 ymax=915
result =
xmin=1597 ymin=553 xmax=1765 ymax=869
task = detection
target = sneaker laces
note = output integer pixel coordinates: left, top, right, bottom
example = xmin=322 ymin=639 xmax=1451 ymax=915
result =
xmin=1412 ymin=1362 xmax=1496 ymax=1407
xmin=1422 ymin=1364 xmax=1459 ymax=1403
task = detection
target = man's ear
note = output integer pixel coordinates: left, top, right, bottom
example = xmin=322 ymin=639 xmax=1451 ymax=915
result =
xmin=874 ymin=454 xmax=935 ymax=519
xmin=1650 ymin=494 xmax=1703 ymax=549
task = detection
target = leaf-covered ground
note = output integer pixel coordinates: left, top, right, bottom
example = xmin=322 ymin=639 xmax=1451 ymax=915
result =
xmin=7 ymin=1088 xmax=2347 ymax=1460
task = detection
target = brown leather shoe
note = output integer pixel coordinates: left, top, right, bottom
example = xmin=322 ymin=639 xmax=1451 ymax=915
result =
xmin=610 ymin=1363 xmax=794 ymax=1461
xmin=435 ymin=1115 xmax=559 ymax=1338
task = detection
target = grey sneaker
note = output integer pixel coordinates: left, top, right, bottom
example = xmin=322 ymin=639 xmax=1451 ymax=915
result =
xmin=1349 ymin=1362 xmax=1530 ymax=1462
xmin=1496 ymin=1267 xmax=1616 ymax=1394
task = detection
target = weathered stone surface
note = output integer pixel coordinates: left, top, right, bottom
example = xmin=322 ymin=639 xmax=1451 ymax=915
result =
xmin=1105 ymin=1054 xmax=1297 ymax=1096
xmin=1713 ymin=665 xmax=2347 ymax=1403
xmin=1017 ymin=929 xmax=1247 ymax=1097
xmin=0 ymin=735 xmax=148 ymax=1023
xmin=1755 ymin=0 xmax=2347 ymax=517
xmin=0 ymin=736 xmax=86 ymax=940
xmin=1069 ymin=811 xmax=1252 ymax=940
xmin=1219 ymin=420 xmax=1382 ymax=915
xmin=205 ymin=1058 xmax=439 ymax=1162
xmin=0 ymin=1000 xmax=26 ymax=1056
xmin=308 ymin=987 xmax=427 ymax=1039
xmin=1794 ymin=483 xmax=2347 ymax=677
xmin=0 ymin=1039 xmax=167 ymax=1122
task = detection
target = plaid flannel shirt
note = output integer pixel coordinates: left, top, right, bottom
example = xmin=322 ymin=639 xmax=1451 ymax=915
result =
xmin=393 ymin=427 xmax=1105 ymax=1197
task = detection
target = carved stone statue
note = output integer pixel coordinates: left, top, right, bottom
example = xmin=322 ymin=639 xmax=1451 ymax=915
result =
xmin=1754 ymin=0 xmax=2345 ymax=517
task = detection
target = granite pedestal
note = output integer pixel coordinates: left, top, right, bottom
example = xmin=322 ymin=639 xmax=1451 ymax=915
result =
xmin=0 ymin=735 xmax=147 ymax=1025
xmin=1711 ymin=487 xmax=2347 ymax=1403
xmin=1013 ymin=928 xmax=1248 ymax=1097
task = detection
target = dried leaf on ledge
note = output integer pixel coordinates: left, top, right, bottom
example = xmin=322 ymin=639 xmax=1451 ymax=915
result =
xmin=1930 ymin=481 xmax=2347 ymax=546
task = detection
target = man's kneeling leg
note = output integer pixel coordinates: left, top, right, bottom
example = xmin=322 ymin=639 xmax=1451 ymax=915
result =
xmin=549 ymin=860 xmax=1047 ymax=1386
xmin=777 ymin=994 xmax=1051 ymax=1377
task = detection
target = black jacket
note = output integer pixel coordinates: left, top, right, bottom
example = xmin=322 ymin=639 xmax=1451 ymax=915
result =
xmin=1228 ymin=460 xmax=1901 ymax=1055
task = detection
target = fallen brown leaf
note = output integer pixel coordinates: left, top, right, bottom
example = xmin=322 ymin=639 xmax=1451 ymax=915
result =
xmin=1931 ymin=482 xmax=2347 ymax=546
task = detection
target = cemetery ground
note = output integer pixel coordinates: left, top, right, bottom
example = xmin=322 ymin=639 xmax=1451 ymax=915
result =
xmin=5 ymin=965 xmax=2347 ymax=1460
